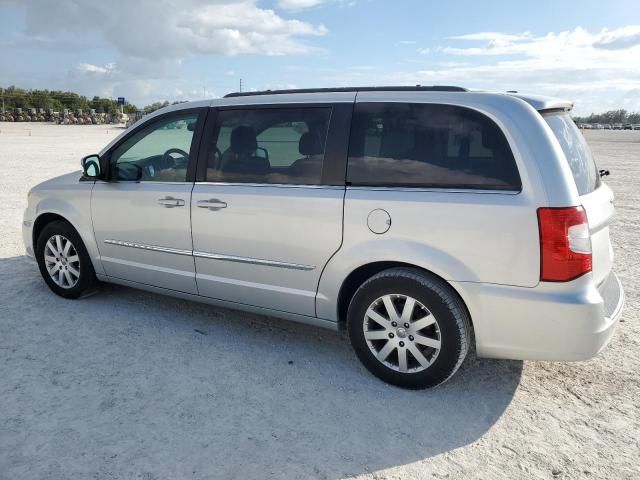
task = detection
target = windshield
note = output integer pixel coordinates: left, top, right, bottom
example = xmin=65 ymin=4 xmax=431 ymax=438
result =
xmin=544 ymin=113 xmax=600 ymax=196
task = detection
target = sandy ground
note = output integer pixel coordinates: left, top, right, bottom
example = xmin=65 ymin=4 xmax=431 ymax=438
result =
xmin=0 ymin=123 xmax=638 ymax=479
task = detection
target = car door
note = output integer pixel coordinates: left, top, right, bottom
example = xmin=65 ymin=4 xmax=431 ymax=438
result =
xmin=190 ymin=102 xmax=352 ymax=316
xmin=91 ymin=108 xmax=206 ymax=294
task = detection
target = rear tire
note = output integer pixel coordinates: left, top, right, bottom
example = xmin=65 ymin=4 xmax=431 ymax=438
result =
xmin=35 ymin=220 xmax=97 ymax=299
xmin=347 ymin=267 xmax=471 ymax=389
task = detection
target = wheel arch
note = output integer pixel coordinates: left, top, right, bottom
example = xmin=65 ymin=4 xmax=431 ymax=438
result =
xmin=335 ymin=261 xmax=474 ymax=338
xmin=31 ymin=208 xmax=105 ymax=276
xmin=32 ymin=212 xmax=70 ymax=248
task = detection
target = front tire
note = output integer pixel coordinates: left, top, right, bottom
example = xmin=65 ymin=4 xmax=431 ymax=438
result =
xmin=347 ymin=268 xmax=471 ymax=389
xmin=35 ymin=220 xmax=96 ymax=299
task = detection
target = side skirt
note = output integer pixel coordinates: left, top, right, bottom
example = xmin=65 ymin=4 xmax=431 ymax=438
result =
xmin=96 ymin=273 xmax=340 ymax=331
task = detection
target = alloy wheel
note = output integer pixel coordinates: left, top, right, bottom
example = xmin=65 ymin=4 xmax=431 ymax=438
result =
xmin=363 ymin=294 xmax=441 ymax=373
xmin=44 ymin=234 xmax=81 ymax=289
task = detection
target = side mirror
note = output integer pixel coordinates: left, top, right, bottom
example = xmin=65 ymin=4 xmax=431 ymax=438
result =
xmin=81 ymin=154 xmax=101 ymax=178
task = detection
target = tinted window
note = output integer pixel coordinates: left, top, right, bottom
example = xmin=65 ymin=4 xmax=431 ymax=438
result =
xmin=206 ymin=108 xmax=331 ymax=185
xmin=544 ymin=114 xmax=600 ymax=196
xmin=347 ymin=103 xmax=521 ymax=190
xmin=111 ymin=113 xmax=198 ymax=182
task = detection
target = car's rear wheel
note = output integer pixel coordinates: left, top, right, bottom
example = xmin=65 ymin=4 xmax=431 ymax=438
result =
xmin=35 ymin=220 xmax=96 ymax=298
xmin=347 ymin=267 xmax=471 ymax=389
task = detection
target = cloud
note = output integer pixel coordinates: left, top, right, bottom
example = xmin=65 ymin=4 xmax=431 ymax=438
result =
xmin=277 ymin=0 xmax=352 ymax=9
xmin=12 ymin=0 xmax=327 ymax=59
xmin=317 ymin=26 xmax=640 ymax=115
xmin=443 ymin=26 xmax=640 ymax=56
xmin=4 ymin=0 xmax=328 ymax=104
xmin=448 ymin=32 xmax=533 ymax=42
xmin=75 ymin=63 xmax=117 ymax=75
xmin=593 ymin=25 xmax=640 ymax=50
xmin=277 ymin=0 xmax=326 ymax=8
xmin=186 ymin=2 xmax=327 ymax=56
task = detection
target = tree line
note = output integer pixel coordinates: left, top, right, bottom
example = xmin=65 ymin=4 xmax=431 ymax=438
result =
xmin=3 ymin=85 xmax=637 ymax=123
xmin=573 ymin=109 xmax=640 ymax=125
xmin=0 ymin=86 xmax=187 ymax=115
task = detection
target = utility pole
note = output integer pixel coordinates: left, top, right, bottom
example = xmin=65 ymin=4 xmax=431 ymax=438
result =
xmin=1 ymin=87 xmax=4 ymax=114
xmin=239 ymin=78 xmax=243 ymax=92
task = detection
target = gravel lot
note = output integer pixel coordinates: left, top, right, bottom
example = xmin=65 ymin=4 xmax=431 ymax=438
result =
xmin=0 ymin=123 xmax=638 ymax=479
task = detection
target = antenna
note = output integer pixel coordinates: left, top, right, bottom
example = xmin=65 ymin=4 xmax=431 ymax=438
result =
xmin=239 ymin=78 xmax=244 ymax=93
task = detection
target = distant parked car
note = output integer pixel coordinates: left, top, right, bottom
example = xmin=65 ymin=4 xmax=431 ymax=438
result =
xmin=633 ymin=124 xmax=640 ymax=130
xmin=583 ymin=123 xmax=593 ymax=129
xmin=604 ymin=124 xmax=612 ymax=130
xmin=623 ymin=124 xmax=633 ymax=130
xmin=613 ymin=124 xmax=624 ymax=130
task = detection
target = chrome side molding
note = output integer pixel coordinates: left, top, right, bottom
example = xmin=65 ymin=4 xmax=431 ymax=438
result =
xmin=192 ymin=251 xmax=315 ymax=271
xmin=104 ymin=239 xmax=192 ymax=256
xmin=104 ymin=239 xmax=315 ymax=271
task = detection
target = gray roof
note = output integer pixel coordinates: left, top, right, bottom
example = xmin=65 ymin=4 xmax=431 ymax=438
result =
xmin=135 ymin=88 xmax=575 ymax=121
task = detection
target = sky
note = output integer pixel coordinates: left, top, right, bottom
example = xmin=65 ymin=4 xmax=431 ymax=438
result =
xmin=1 ymin=0 xmax=639 ymax=115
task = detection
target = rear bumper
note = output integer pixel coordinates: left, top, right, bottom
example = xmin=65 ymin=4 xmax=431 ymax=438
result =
xmin=453 ymin=272 xmax=624 ymax=361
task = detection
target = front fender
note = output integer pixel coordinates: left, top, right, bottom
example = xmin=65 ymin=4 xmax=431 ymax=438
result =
xmin=32 ymin=187 xmax=104 ymax=275
xmin=315 ymin=238 xmax=478 ymax=321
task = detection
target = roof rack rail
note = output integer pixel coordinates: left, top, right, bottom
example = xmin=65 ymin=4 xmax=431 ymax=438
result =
xmin=224 ymin=85 xmax=468 ymax=98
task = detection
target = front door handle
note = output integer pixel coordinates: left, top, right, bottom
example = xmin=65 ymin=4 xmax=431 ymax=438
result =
xmin=197 ymin=199 xmax=228 ymax=211
xmin=158 ymin=196 xmax=185 ymax=208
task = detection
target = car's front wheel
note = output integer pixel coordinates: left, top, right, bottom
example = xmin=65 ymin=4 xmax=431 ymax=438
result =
xmin=347 ymin=267 xmax=471 ymax=389
xmin=35 ymin=220 xmax=96 ymax=298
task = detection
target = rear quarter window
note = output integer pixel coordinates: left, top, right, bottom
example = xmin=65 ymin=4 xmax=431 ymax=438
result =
xmin=544 ymin=114 xmax=600 ymax=196
xmin=347 ymin=103 xmax=521 ymax=190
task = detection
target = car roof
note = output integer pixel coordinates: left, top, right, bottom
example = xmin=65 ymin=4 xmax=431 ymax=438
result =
xmin=149 ymin=86 xmax=574 ymax=118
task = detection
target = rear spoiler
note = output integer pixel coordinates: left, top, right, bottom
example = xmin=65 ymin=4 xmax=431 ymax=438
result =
xmin=507 ymin=93 xmax=573 ymax=113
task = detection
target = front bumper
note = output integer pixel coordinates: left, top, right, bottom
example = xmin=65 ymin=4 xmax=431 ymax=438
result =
xmin=453 ymin=272 xmax=624 ymax=361
xmin=22 ymin=217 xmax=34 ymax=258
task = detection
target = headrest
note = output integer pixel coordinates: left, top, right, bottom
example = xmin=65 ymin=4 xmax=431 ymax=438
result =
xmin=230 ymin=126 xmax=257 ymax=153
xmin=299 ymin=132 xmax=323 ymax=156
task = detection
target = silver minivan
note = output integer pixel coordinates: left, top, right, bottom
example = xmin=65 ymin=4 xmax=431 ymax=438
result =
xmin=22 ymin=86 xmax=624 ymax=389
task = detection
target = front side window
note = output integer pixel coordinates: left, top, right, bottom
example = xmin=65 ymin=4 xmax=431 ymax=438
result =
xmin=206 ymin=108 xmax=331 ymax=185
xmin=347 ymin=103 xmax=521 ymax=190
xmin=110 ymin=112 xmax=199 ymax=182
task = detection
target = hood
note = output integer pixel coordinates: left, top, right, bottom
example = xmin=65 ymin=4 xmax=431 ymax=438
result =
xmin=31 ymin=170 xmax=84 ymax=191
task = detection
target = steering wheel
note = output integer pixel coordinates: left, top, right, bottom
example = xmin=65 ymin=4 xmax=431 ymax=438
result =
xmin=161 ymin=148 xmax=189 ymax=168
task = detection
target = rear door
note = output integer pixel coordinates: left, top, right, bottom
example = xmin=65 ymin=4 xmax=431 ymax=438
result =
xmin=544 ymin=113 xmax=614 ymax=286
xmin=190 ymin=103 xmax=352 ymax=316
xmin=92 ymin=109 xmax=205 ymax=293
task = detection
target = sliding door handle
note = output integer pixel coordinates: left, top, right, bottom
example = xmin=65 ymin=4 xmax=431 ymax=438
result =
xmin=197 ymin=199 xmax=228 ymax=211
xmin=158 ymin=196 xmax=185 ymax=208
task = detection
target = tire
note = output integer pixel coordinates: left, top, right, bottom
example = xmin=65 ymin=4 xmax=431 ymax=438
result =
xmin=347 ymin=267 xmax=471 ymax=389
xmin=35 ymin=219 xmax=97 ymax=299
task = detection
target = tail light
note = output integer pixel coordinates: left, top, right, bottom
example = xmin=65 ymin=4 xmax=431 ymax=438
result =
xmin=537 ymin=206 xmax=592 ymax=282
